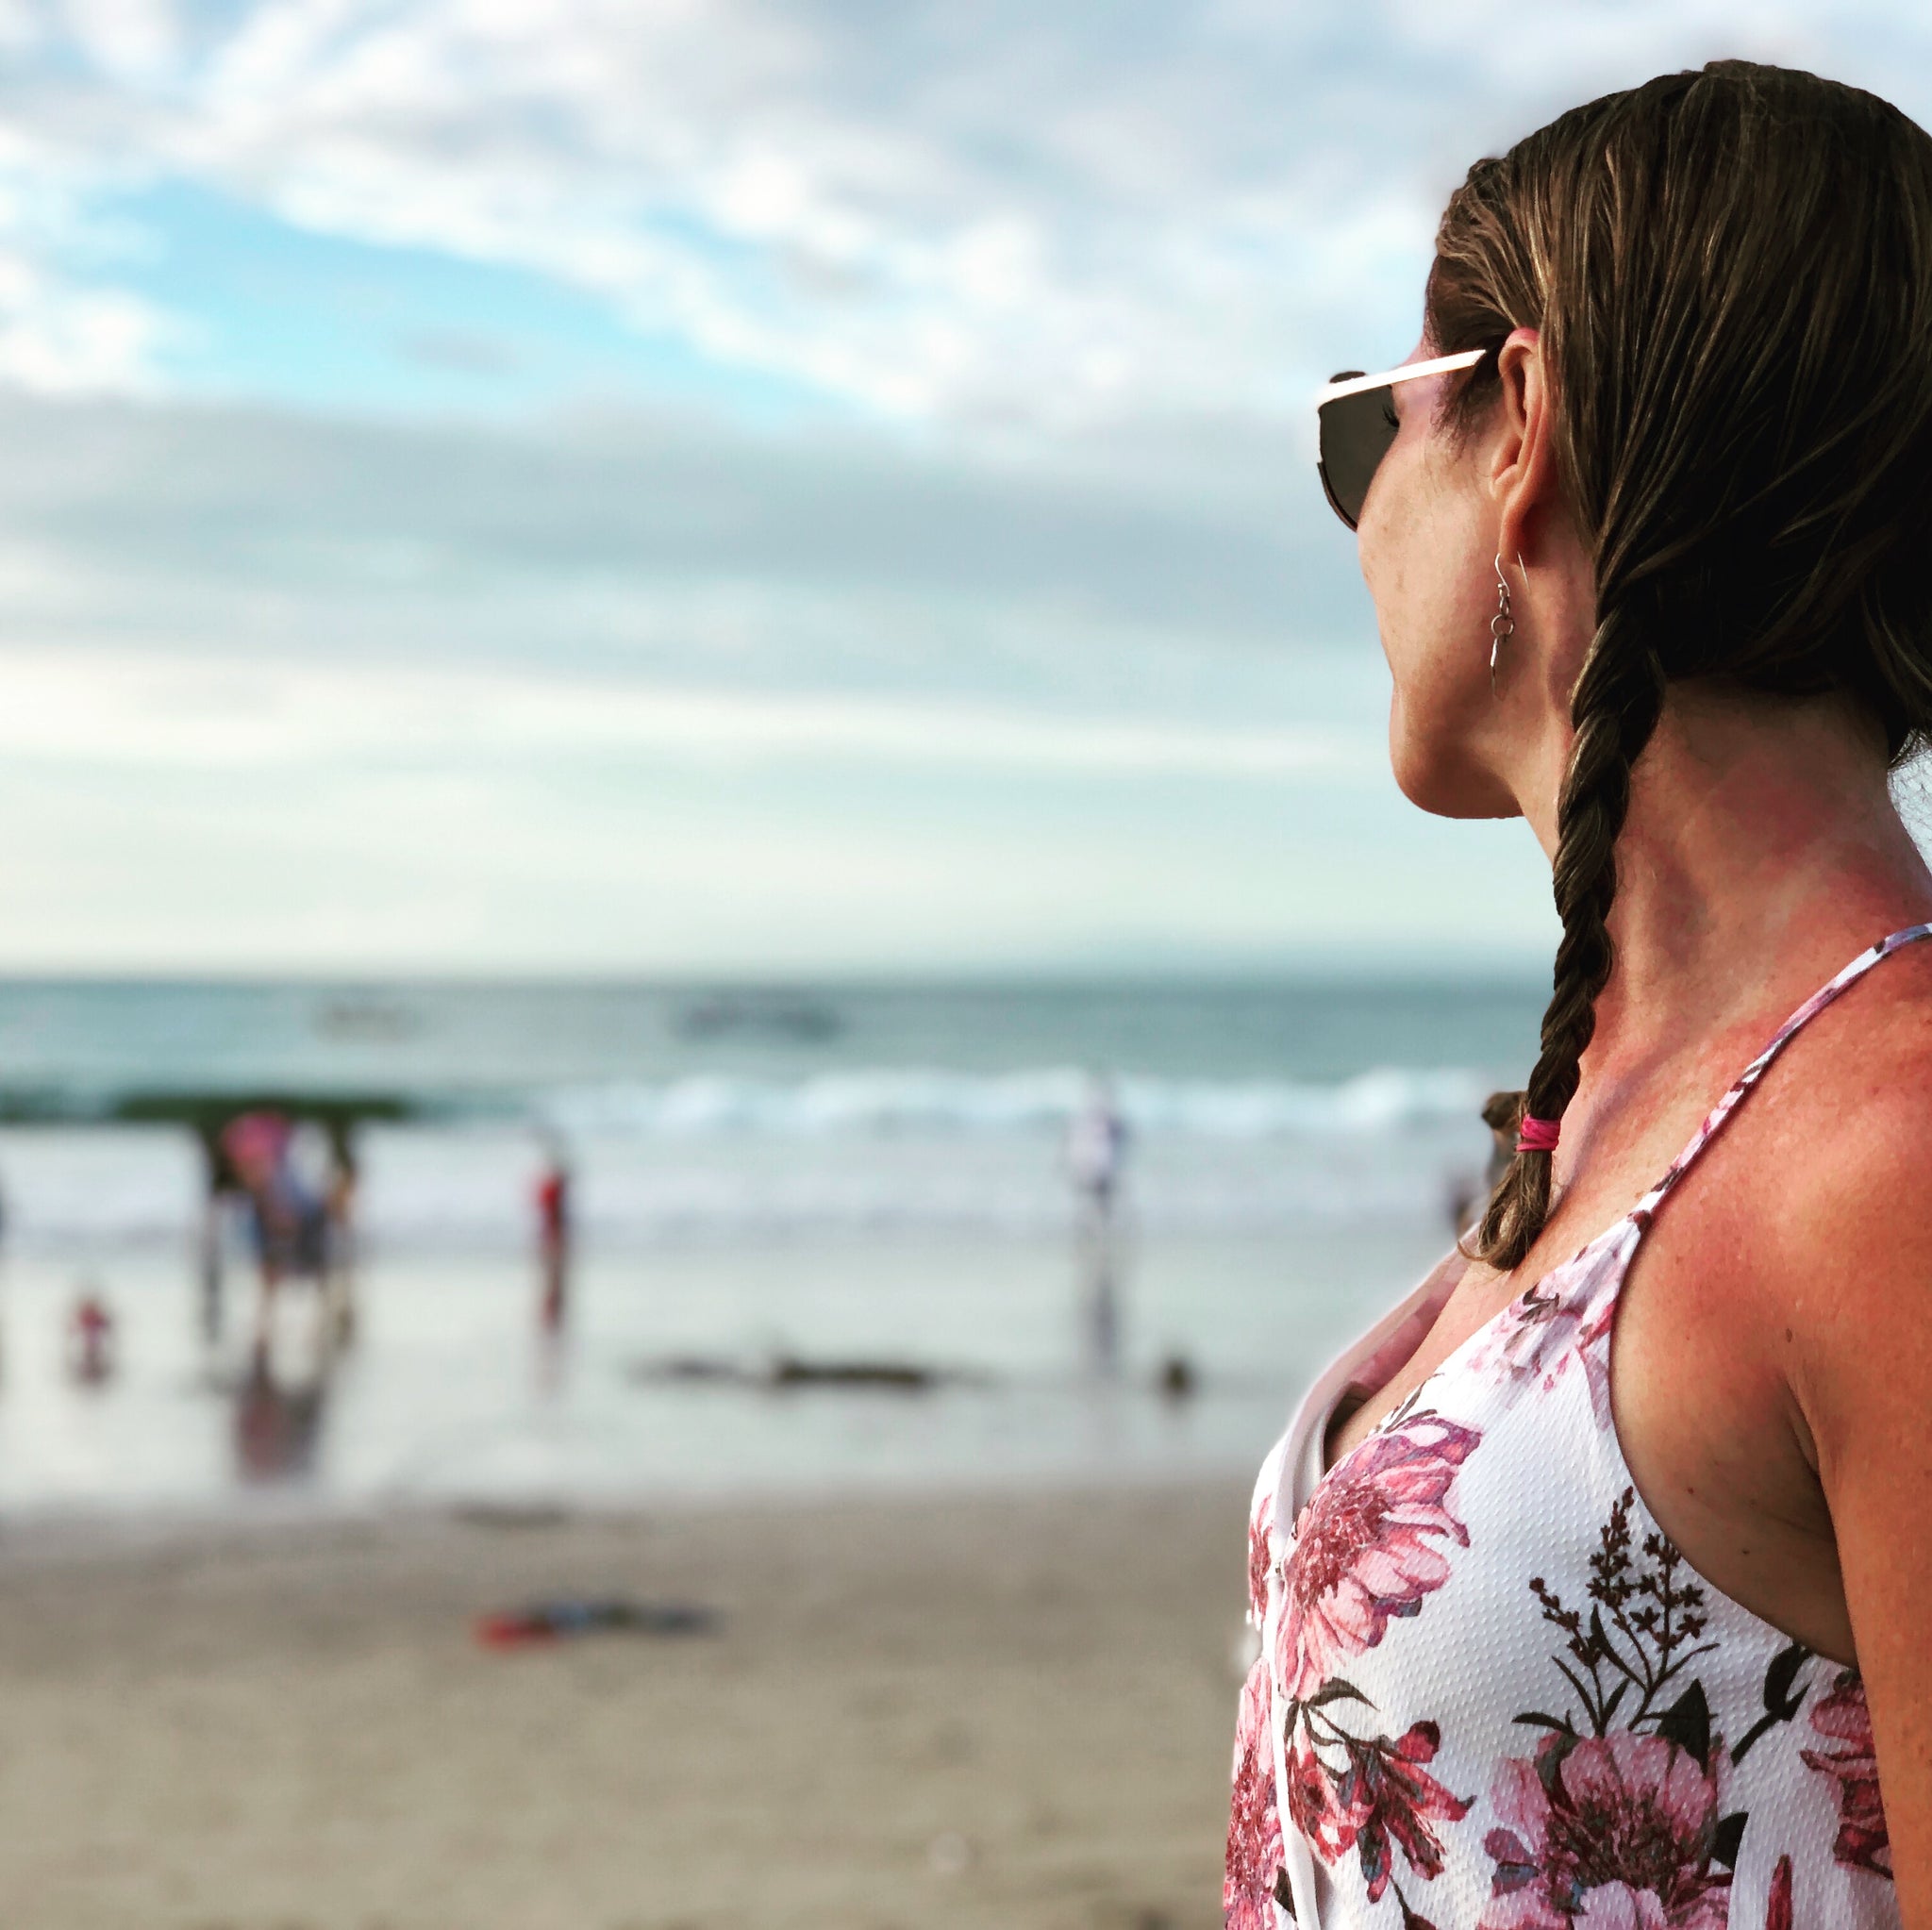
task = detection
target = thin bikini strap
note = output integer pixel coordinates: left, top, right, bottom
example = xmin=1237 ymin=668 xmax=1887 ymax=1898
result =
xmin=1630 ymin=923 xmax=1932 ymax=1223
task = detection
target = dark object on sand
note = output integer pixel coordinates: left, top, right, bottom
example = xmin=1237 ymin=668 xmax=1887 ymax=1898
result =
xmin=769 ymin=1355 xmax=933 ymax=1389
xmin=651 ymin=1354 xmax=744 ymax=1383
xmin=638 ymin=1352 xmax=968 ymax=1392
xmin=453 ymin=1501 xmax=572 ymax=1531
xmin=1157 ymin=1354 xmax=1196 ymax=1401
xmin=475 ymin=1597 xmax=719 ymax=1649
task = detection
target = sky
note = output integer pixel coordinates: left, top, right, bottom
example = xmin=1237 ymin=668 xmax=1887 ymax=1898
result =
xmin=0 ymin=1 xmax=1928 ymax=974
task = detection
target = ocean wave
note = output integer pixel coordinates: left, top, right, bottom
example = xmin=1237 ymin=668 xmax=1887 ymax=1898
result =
xmin=0 ymin=1067 xmax=1495 ymax=1253
xmin=527 ymin=1064 xmax=1490 ymax=1140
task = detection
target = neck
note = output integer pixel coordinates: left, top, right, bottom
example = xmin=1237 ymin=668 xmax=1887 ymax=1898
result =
xmin=1533 ymin=686 xmax=1932 ymax=1071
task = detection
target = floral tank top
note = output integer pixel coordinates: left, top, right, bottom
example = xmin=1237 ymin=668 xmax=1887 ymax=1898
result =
xmin=1225 ymin=926 xmax=1927 ymax=1930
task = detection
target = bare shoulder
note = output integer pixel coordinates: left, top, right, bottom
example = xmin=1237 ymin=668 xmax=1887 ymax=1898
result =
xmin=1618 ymin=930 xmax=1932 ymax=1439
xmin=1732 ymin=935 xmax=1932 ymax=1433
xmin=1733 ymin=937 xmax=1932 ymax=1866
xmin=1760 ymin=932 xmax=1932 ymax=1227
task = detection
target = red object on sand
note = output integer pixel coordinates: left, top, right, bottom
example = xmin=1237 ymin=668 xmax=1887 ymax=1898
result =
xmin=473 ymin=1598 xmax=717 ymax=1649
xmin=475 ymin=1611 xmax=559 ymax=1649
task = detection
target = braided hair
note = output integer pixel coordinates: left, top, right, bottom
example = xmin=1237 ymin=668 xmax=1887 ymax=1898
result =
xmin=1428 ymin=64 xmax=1932 ymax=1270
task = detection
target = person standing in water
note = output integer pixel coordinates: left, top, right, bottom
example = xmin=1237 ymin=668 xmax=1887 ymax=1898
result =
xmin=1065 ymin=1076 xmax=1129 ymax=1233
xmin=1231 ymin=64 xmax=1932 ymax=1930
xmin=1063 ymin=1076 xmax=1129 ymax=1373
xmin=66 ymin=1288 xmax=114 ymax=1385
xmin=535 ymin=1140 xmax=573 ymax=1331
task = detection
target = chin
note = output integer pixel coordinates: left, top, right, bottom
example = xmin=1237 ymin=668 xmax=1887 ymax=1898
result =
xmin=1388 ymin=709 xmax=1521 ymax=820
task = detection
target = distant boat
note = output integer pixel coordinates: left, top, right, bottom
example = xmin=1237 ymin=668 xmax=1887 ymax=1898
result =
xmin=674 ymin=994 xmax=841 ymax=1043
xmin=312 ymin=996 xmax=424 ymax=1044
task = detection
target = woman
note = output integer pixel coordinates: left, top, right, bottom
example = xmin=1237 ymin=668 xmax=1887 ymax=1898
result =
xmin=1227 ymin=63 xmax=1932 ymax=1930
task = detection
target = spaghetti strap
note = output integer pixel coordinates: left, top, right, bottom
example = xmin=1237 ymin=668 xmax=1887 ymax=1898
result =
xmin=1631 ymin=922 xmax=1932 ymax=1221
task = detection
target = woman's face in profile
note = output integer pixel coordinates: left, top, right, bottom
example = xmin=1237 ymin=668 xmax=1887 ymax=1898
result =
xmin=1354 ymin=342 xmax=1523 ymax=822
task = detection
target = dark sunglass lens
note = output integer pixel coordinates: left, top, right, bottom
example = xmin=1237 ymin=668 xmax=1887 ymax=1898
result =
xmin=1318 ymin=381 xmax=1400 ymax=530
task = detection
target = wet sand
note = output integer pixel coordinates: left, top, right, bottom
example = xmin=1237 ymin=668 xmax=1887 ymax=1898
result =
xmin=0 ymin=1481 xmax=1252 ymax=1929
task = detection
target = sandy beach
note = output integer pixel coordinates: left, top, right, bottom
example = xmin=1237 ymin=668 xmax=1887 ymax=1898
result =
xmin=0 ymin=1480 xmax=1253 ymax=1929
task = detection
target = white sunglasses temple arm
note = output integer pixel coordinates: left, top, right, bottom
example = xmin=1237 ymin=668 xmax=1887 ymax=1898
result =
xmin=1312 ymin=348 xmax=1487 ymax=408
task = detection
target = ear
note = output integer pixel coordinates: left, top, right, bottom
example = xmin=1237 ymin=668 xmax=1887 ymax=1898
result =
xmin=1490 ymin=326 xmax=1560 ymax=568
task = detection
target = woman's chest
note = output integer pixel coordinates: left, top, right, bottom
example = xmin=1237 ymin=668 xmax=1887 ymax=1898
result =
xmin=1323 ymin=1135 xmax=1695 ymax=1466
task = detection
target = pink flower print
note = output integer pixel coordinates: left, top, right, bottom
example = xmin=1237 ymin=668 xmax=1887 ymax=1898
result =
xmin=1570 ymin=1889 xmax=1673 ymax=1929
xmin=1478 ymin=1732 xmax=1730 ymax=1930
xmin=1469 ymin=1231 xmax=1627 ymax=1426
xmin=1284 ymin=1727 xmax=1367 ymax=1864
xmin=1274 ymin=1413 xmax=1480 ymax=1702
xmin=1248 ymin=1489 xmax=1276 ymax=1627
xmin=1348 ymin=1721 xmax=1474 ymax=1903
xmin=1800 ymin=1670 xmax=1891 ymax=1878
xmin=1225 ymin=1656 xmax=1286 ymax=1929
xmin=1763 ymin=1855 xmax=1793 ymax=1930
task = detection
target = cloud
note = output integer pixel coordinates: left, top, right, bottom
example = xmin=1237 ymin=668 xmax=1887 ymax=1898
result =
xmin=0 ymin=245 xmax=169 ymax=391
xmin=0 ymin=154 xmax=173 ymax=394
xmin=1 ymin=3 xmax=1922 ymax=969
xmin=0 ymin=384 xmax=1501 ymax=974
xmin=0 ymin=638 xmax=1380 ymax=782
xmin=0 ymin=389 xmax=1364 ymax=674
xmin=0 ymin=648 xmax=1534 ymax=976
xmin=4 ymin=1 xmax=1928 ymax=426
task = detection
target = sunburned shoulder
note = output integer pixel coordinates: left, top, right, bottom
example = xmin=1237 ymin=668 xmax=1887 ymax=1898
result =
xmin=1766 ymin=938 xmax=1932 ymax=1214
xmin=1716 ymin=945 xmax=1932 ymax=1416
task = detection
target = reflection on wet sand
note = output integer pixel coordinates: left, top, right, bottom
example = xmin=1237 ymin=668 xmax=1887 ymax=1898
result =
xmin=233 ymin=1339 xmax=329 ymax=1483
xmin=229 ymin=1264 xmax=341 ymax=1483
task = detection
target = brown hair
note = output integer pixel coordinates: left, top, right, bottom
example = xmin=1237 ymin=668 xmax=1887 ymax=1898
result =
xmin=1429 ymin=62 xmax=1932 ymax=1269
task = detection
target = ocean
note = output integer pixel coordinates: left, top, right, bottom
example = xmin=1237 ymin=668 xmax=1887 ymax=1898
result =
xmin=0 ymin=975 xmax=1544 ymax=1522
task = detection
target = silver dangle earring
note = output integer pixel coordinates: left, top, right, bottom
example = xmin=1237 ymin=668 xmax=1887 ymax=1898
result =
xmin=1490 ymin=553 xmax=1523 ymax=695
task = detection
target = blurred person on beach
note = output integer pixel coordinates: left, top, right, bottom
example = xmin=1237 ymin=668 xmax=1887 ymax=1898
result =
xmin=66 ymin=1288 xmax=114 ymax=1385
xmin=221 ymin=1111 xmax=352 ymax=1356
xmin=222 ymin=1110 xmax=296 ymax=1306
xmin=536 ymin=1140 xmax=573 ymax=1331
xmin=1064 ymin=1076 xmax=1128 ymax=1233
xmin=1232 ymin=64 xmax=1932 ymax=1930
xmin=319 ymin=1120 xmax=360 ymax=1344
xmin=215 ymin=1114 xmax=343 ymax=1476
xmin=1445 ymin=1090 xmax=1522 ymax=1235
xmin=284 ymin=1123 xmax=335 ymax=1277
xmin=1064 ymin=1077 xmax=1128 ymax=1373
xmin=196 ymin=1125 xmax=243 ymax=1343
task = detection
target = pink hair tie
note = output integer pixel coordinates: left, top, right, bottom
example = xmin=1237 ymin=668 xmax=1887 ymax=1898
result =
xmin=1515 ymin=1114 xmax=1561 ymax=1155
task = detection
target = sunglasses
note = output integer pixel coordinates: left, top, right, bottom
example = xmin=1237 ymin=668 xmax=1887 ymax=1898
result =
xmin=1314 ymin=348 xmax=1488 ymax=529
